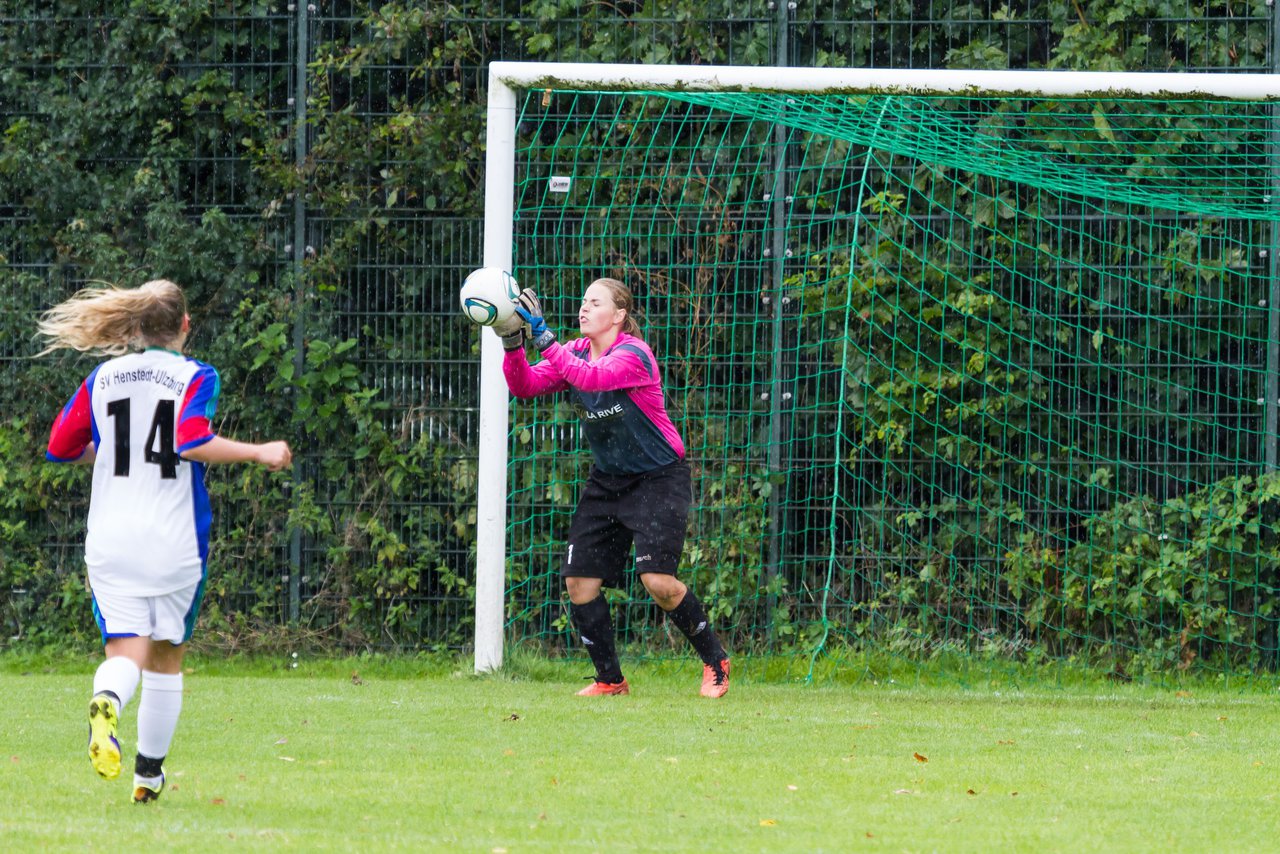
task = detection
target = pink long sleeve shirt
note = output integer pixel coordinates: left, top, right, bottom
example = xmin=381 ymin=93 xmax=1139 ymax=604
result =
xmin=503 ymin=333 xmax=685 ymax=475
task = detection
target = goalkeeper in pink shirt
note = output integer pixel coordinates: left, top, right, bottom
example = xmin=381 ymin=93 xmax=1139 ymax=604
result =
xmin=500 ymin=277 xmax=730 ymax=698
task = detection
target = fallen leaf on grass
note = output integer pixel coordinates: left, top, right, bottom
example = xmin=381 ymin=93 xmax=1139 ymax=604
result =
xmin=1217 ymin=716 xmax=1227 ymax=721
xmin=760 ymin=819 xmax=777 ymax=827
xmin=211 ymin=798 xmax=226 ymax=806
xmin=913 ymin=752 xmax=928 ymax=763
xmin=966 ymin=789 xmax=977 ymax=795
xmin=997 ymin=739 xmax=1015 ymax=745
xmin=1010 ymin=791 xmax=1019 ymax=797
xmin=1175 ymin=690 xmax=1191 ymax=698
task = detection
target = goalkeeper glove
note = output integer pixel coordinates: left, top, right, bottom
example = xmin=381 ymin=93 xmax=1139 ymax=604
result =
xmin=492 ymin=314 xmax=526 ymax=351
xmin=514 ymin=288 xmax=556 ymax=351
xmin=500 ymin=328 xmax=525 ymax=351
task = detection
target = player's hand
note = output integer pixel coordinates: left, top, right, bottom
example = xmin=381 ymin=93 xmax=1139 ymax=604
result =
xmin=514 ymin=288 xmax=547 ymax=335
xmin=490 ymin=313 xmax=526 ymax=351
xmin=499 ymin=327 xmax=525 ymax=351
xmin=515 ymin=288 xmax=556 ymax=350
xmin=257 ymin=441 xmax=293 ymax=472
xmin=492 ymin=313 xmax=524 ymax=336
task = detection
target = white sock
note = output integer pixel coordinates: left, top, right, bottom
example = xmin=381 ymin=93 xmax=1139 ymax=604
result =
xmin=136 ymin=671 xmax=184 ymax=761
xmin=92 ymin=656 xmax=141 ymax=712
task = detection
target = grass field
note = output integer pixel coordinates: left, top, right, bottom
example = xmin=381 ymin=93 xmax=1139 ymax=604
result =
xmin=4 ymin=653 xmax=1280 ymax=852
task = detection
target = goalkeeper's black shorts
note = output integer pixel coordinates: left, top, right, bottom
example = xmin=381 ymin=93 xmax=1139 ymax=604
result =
xmin=561 ymin=459 xmax=691 ymax=587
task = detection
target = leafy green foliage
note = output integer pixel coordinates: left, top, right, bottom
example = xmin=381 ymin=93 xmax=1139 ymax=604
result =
xmin=1006 ymin=473 xmax=1280 ymax=672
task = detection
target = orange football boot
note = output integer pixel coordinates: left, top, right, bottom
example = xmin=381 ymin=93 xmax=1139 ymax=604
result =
xmin=576 ymin=679 xmax=630 ymax=696
xmin=700 ymin=659 xmax=730 ymax=698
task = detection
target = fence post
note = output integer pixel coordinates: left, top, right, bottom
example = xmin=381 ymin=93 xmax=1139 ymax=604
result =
xmin=287 ymin=0 xmax=310 ymax=623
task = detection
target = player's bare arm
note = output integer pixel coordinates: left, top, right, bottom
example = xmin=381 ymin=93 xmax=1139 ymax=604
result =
xmin=180 ymin=436 xmax=292 ymax=471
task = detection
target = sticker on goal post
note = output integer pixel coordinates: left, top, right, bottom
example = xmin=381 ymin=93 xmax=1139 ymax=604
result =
xmin=548 ymin=176 xmax=572 ymax=193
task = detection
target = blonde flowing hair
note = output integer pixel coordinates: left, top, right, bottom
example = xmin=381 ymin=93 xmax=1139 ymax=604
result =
xmin=591 ymin=277 xmax=642 ymax=336
xmin=37 ymin=279 xmax=187 ymax=356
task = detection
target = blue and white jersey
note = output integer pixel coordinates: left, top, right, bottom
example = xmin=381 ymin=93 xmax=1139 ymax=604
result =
xmin=47 ymin=348 xmax=219 ymax=596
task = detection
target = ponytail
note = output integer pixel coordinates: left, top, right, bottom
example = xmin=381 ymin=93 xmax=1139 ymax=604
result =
xmin=37 ymin=279 xmax=187 ymax=356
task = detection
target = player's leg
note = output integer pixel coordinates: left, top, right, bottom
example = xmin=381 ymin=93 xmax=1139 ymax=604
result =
xmin=131 ymin=640 xmax=184 ymax=803
xmin=639 ymin=572 xmax=730 ymax=697
xmin=563 ymin=478 xmax=631 ymax=695
xmin=566 ymin=576 xmax=629 ymax=694
xmin=627 ymin=461 xmax=731 ymax=697
xmin=131 ymin=580 xmax=201 ymax=803
xmin=88 ymin=591 xmax=149 ymax=780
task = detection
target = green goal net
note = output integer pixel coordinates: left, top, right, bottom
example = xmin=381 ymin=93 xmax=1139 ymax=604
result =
xmin=489 ymin=69 xmax=1280 ymax=678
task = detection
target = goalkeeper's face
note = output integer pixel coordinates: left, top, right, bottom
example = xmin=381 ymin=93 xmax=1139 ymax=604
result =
xmin=578 ymin=283 xmax=625 ymax=339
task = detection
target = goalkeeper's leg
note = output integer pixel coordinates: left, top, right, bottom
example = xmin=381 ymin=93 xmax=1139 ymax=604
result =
xmin=567 ymin=577 xmax=628 ymax=695
xmin=562 ymin=480 xmax=632 ymax=695
xmin=642 ymin=574 xmax=731 ymax=698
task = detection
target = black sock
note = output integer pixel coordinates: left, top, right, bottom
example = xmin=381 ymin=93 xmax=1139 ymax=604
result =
xmin=665 ymin=590 xmax=727 ymax=666
xmin=135 ymin=753 xmax=164 ymax=778
xmin=569 ymin=596 xmax=624 ymax=684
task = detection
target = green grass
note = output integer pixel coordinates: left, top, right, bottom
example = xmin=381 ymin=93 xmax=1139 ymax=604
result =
xmin=5 ymin=655 xmax=1280 ymax=851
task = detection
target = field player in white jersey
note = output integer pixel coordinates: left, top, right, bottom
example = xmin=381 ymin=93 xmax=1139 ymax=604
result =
xmin=41 ymin=279 xmax=291 ymax=804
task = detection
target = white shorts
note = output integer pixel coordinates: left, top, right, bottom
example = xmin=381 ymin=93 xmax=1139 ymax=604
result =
xmin=90 ymin=580 xmax=205 ymax=645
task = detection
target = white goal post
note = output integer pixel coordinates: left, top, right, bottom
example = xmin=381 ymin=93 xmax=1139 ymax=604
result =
xmin=473 ymin=62 xmax=1280 ymax=673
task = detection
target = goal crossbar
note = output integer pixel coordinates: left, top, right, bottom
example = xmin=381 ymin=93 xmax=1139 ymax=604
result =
xmin=489 ymin=62 xmax=1280 ymax=101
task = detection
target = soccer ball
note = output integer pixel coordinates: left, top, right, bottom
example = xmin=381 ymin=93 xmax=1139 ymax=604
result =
xmin=459 ymin=267 xmax=520 ymax=327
